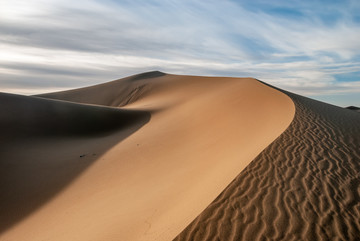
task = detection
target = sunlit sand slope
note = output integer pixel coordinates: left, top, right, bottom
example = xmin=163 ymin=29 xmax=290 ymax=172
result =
xmin=0 ymin=72 xmax=294 ymax=241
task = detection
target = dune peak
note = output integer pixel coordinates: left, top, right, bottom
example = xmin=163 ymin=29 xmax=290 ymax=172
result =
xmin=129 ymin=70 xmax=166 ymax=81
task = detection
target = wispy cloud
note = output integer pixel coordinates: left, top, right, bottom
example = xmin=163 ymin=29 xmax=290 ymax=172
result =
xmin=0 ymin=0 xmax=359 ymax=105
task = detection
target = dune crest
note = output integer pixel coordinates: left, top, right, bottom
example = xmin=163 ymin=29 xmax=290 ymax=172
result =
xmin=0 ymin=73 xmax=294 ymax=240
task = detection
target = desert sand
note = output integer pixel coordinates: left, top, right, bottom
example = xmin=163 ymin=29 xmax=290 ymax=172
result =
xmin=0 ymin=72 xmax=294 ymax=240
xmin=1 ymin=71 xmax=359 ymax=240
xmin=175 ymin=86 xmax=360 ymax=240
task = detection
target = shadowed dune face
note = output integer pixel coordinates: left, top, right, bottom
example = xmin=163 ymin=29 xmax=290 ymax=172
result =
xmin=0 ymin=93 xmax=150 ymax=138
xmin=0 ymin=93 xmax=150 ymax=234
xmin=130 ymin=70 xmax=166 ymax=81
xmin=0 ymin=73 xmax=295 ymax=241
xmin=346 ymin=106 xmax=360 ymax=113
xmin=174 ymin=91 xmax=360 ymax=241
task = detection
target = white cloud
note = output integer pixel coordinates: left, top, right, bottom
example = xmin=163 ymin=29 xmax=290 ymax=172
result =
xmin=0 ymin=0 xmax=359 ymax=105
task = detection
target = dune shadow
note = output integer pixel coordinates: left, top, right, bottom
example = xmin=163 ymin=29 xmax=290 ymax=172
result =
xmin=0 ymin=93 xmax=150 ymax=233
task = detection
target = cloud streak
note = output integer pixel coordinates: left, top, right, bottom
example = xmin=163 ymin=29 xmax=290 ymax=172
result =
xmin=0 ymin=0 xmax=359 ymax=105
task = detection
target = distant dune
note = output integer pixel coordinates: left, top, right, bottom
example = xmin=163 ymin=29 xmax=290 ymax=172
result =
xmin=1 ymin=71 xmax=359 ymax=240
xmin=346 ymin=106 xmax=360 ymax=113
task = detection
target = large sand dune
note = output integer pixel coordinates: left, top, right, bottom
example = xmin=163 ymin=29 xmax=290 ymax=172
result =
xmin=3 ymin=71 xmax=359 ymax=240
xmin=0 ymin=72 xmax=294 ymax=240
xmin=175 ymin=87 xmax=360 ymax=240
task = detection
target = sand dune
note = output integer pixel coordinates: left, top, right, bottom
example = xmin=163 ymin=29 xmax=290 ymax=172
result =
xmin=0 ymin=72 xmax=294 ymax=240
xmin=346 ymin=106 xmax=360 ymax=113
xmin=2 ymin=72 xmax=359 ymax=241
xmin=36 ymin=71 xmax=166 ymax=107
xmin=175 ymin=89 xmax=360 ymax=240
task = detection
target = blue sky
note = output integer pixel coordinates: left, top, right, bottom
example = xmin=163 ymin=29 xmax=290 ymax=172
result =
xmin=0 ymin=0 xmax=359 ymax=106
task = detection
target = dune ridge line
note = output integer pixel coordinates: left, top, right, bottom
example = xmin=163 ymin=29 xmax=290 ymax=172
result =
xmin=0 ymin=72 xmax=295 ymax=240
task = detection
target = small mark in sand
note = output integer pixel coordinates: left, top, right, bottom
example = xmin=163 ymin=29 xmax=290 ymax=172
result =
xmin=80 ymin=154 xmax=86 ymax=158
xmin=137 ymin=144 xmax=140 ymax=147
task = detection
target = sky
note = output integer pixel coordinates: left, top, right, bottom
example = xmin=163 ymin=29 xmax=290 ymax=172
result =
xmin=1 ymin=0 xmax=360 ymax=107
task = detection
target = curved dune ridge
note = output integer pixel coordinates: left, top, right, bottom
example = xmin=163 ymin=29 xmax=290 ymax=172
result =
xmin=175 ymin=89 xmax=360 ymax=240
xmin=0 ymin=72 xmax=295 ymax=240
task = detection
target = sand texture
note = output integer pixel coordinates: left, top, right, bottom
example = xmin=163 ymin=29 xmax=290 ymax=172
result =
xmin=0 ymin=72 xmax=294 ymax=241
xmin=175 ymin=90 xmax=360 ymax=240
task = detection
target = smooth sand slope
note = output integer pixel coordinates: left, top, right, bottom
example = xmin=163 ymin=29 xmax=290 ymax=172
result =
xmin=0 ymin=72 xmax=294 ymax=241
xmin=175 ymin=89 xmax=360 ymax=240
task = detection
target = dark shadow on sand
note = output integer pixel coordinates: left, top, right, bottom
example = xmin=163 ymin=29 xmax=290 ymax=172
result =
xmin=0 ymin=93 xmax=150 ymax=233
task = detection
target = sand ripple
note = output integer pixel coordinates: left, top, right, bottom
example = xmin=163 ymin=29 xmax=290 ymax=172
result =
xmin=175 ymin=91 xmax=360 ymax=240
